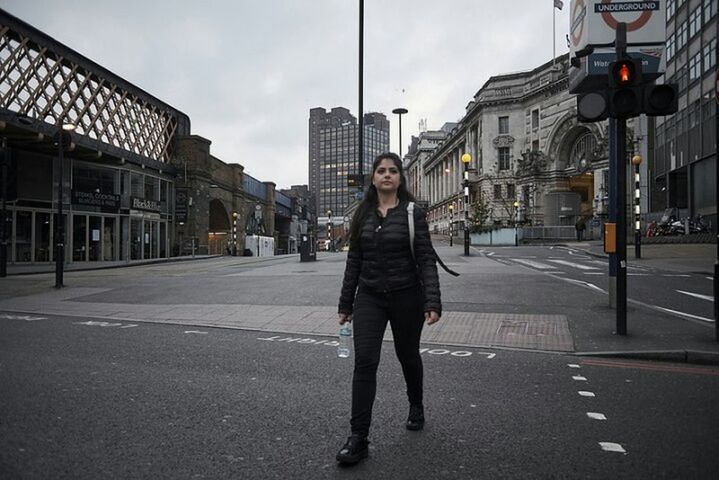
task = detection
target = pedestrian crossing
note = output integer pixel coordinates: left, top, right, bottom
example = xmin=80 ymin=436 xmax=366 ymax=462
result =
xmin=500 ymin=256 xmax=652 ymax=274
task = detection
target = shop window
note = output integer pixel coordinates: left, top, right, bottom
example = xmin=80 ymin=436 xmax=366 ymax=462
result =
xmin=145 ymin=176 xmax=159 ymax=201
xmin=15 ymin=211 xmax=32 ymax=262
xmin=131 ymin=219 xmax=142 ymax=260
xmin=34 ymin=212 xmax=51 ymax=262
xmin=73 ymin=165 xmax=115 ymax=194
xmin=130 ymin=173 xmax=143 ymax=198
xmin=73 ymin=215 xmax=86 ymax=262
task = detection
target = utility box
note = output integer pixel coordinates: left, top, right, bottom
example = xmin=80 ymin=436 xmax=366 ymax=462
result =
xmin=569 ymin=0 xmax=666 ymax=93
xmin=299 ymin=234 xmax=316 ymax=262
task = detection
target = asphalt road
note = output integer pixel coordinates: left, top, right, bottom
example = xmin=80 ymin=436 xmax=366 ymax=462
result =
xmin=1 ymin=313 xmax=718 ymax=479
xmin=480 ymin=245 xmax=714 ymax=325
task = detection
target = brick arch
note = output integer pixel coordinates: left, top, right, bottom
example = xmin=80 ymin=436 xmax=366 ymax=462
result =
xmin=209 ymin=199 xmax=230 ymax=232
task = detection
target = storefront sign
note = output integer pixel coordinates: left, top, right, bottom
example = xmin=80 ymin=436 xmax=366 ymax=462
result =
xmin=131 ymin=197 xmax=161 ymax=213
xmin=72 ymin=190 xmax=120 ymax=211
xmin=175 ymin=188 xmax=189 ymax=223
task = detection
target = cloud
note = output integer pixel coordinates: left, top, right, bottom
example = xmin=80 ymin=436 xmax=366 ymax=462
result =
xmin=1 ymin=0 xmax=570 ymax=189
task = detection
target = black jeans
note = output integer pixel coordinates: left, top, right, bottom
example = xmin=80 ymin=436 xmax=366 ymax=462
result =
xmin=350 ymin=286 xmax=425 ymax=437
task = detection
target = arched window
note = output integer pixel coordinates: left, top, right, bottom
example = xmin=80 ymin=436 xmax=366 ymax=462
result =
xmin=569 ymin=132 xmax=597 ymax=172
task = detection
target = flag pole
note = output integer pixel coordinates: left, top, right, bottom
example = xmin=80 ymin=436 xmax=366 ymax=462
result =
xmin=552 ymin=1 xmax=557 ymax=70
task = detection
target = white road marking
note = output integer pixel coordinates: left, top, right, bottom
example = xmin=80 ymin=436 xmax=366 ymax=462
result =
xmin=584 ymin=272 xmax=604 ymax=275
xmin=0 ymin=313 xmax=47 ymax=321
xmin=662 ymin=274 xmax=690 ymax=278
xmin=572 ymin=375 xmax=588 ymax=381
xmin=120 ymin=324 xmax=139 ymax=328
xmin=512 ymin=258 xmax=557 ymax=270
xmin=562 ymin=278 xmax=607 ymax=294
xmin=74 ymin=321 xmax=123 ymax=327
xmin=653 ymin=306 xmax=714 ymax=324
xmin=184 ymin=330 xmax=208 ymax=334
xmin=599 ymin=442 xmax=626 ymax=454
xmin=676 ymin=290 xmax=714 ymax=302
xmin=578 ymin=391 xmax=596 ymax=397
xmin=548 ymin=259 xmax=599 ymax=270
xmin=567 ymin=364 xmax=581 ymax=368
xmin=627 ymin=273 xmax=650 ymax=276
xmin=587 ymin=412 xmax=607 ymax=420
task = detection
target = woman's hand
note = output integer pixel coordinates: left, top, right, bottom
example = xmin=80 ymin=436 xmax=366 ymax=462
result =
xmin=339 ymin=313 xmax=351 ymax=325
xmin=424 ymin=311 xmax=440 ymax=325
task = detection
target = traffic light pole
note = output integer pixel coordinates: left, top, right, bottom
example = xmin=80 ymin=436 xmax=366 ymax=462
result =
xmin=609 ymin=23 xmax=628 ymax=335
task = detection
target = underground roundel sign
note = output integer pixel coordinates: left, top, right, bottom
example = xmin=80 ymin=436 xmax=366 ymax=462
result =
xmin=598 ymin=0 xmax=658 ymax=31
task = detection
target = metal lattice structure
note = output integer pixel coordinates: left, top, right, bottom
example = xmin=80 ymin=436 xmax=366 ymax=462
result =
xmin=0 ymin=10 xmax=189 ymax=163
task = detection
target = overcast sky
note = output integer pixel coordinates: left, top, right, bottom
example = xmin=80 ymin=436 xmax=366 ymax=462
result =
xmin=1 ymin=0 xmax=570 ymax=189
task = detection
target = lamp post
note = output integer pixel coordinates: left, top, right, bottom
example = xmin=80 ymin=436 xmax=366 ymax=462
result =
xmin=448 ymin=204 xmax=454 ymax=247
xmin=461 ymin=153 xmax=471 ymax=256
xmin=0 ymin=137 xmax=7 ymax=278
xmin=392 ymin=108 xmax=408 ymax=157
xmin=631 ymin=154 xmax=642 ymax=259
xmin=53 ymin=122 xmax=74 ymax=288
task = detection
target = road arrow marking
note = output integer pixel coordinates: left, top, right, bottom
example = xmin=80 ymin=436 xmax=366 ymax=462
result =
xmin=676 ymin=290 xmax=714 ymax=302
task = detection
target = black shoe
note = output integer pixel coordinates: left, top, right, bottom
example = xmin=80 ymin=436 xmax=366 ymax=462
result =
xmin=336 ymin=434 xmax=369 ymax=464
xmin=406 ymin=404 xmax=425 ymax=431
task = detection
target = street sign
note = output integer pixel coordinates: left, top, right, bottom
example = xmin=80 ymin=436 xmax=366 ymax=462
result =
xmin=569 ymin=0 xmax=666 ymax=93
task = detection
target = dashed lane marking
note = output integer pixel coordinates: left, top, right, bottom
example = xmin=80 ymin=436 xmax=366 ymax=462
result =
xmin=184 ymin=330 xmax=208 ymax=334
xmin=567 ymin=364 xmax=581 ymax=368
xmin=599 ymin=442 xmax=627 ymax=454
xmin=578 ymin=391 xmax=596 ymax=397
xmin=587 ymin=412 xmax=607 ymax=420
xmin=572 ymin=375 xmax=588 ymax=381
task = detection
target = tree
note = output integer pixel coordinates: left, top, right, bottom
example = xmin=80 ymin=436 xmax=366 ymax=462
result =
xmin=467 ymin=195 xmax=492 ymax=233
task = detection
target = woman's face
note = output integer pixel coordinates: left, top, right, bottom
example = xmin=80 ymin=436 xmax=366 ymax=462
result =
xmin=372 ymin=158 xmax=401 ymax=195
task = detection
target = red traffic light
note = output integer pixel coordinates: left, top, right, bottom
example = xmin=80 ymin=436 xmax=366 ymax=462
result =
xmin=618 ymin=63 xmax=631 ymax=83
xmin=609 ymin=58 xmax=642 ymax=88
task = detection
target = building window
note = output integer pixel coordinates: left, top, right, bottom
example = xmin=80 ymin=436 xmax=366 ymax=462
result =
xmin=689 ymin=52 xmax=702 ymax=82
xmin=676 ymin=21 xmax=687 ymax=51
xmin=704 ymin=0 xmax=716 ymax=22
xmin=498 ymin=116 xmax=509 ymax=134
xmin=531 ymin=109 xmax=539 ymax=130
xmin=689 ymin=8 xmax=701 ymax=38
xmin=667 ymin=34 xmax=675 ymax=61
xmin=498 ymin=147 xmax=511 ymax=170
xmin=704 ymin=38 xmax=716 ymax=73
xmin=532 ymin=140 xmax=539 ymax=152
xmin=493 ymin=184 xmax=502 ymax=199
xmin=507 ymin=183 xmax=515 ymax=199
xmin=667 ymin=0 xmax=676 ymax=18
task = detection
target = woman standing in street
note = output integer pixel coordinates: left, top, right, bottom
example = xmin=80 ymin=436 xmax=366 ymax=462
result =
xmin=335 ymin=152 xmax=442 ymax=465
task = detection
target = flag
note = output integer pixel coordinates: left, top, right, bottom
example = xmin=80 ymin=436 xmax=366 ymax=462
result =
xmin=554 ymin=0 xmax=564 ymax=9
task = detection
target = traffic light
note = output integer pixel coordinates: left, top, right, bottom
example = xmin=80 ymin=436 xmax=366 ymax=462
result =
xmin=643 ymin=83 xmax=678 ymax=116
xmin=577 ymin=91 xmax=609 ymax=123
xmin=607 ymin=58 xmax=642 ymax=118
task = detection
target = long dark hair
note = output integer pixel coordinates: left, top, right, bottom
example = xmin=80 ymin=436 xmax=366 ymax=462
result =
xmin=348 ymin=152 xmax=416 ymax=245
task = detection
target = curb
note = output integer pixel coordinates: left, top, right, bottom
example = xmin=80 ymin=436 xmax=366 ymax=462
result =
xmin=573 ymin=349 xmax=719 ymax=366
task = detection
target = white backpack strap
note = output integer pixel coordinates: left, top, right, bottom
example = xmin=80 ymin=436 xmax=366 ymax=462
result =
xmin=407 ymin=202 xmax=415 ymax=259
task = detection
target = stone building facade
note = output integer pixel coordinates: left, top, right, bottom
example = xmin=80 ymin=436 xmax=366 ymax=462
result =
xmin=423 ymin=55 xmax=642 ymax=235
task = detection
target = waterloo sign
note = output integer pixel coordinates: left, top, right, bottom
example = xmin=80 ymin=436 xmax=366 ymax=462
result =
xmin=569 ymin=0 xmax=667 ymax=93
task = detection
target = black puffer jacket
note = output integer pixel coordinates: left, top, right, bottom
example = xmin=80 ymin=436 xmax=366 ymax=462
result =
xmin=338 ymin=201 xmax=441 ymax=315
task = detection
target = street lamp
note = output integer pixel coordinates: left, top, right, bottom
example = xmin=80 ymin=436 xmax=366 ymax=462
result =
xmin=631 ymin=154 xmax=642 ymax=259
xmin=392 ymin=108 xmax=408 ymax=157
xmin=53 ymin=122 xmax=75 ymax=288
xmin=461 ymin=153 xmax=471 ymax=256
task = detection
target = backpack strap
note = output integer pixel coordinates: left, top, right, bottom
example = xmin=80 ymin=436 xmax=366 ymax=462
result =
xmin=407 ymin=202 xmax=459 ymax=277
xmin=407 ymin=201 xmax=415 ymax=259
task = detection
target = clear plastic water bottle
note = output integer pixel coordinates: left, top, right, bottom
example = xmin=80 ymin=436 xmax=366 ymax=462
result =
xmin=338 ymin=323 xmax=352 ymax=358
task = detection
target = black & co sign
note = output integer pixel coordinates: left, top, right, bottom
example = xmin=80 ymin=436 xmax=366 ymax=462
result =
xmin=72 ymin=190 xmax=120 ymax=212
xmin=131 ymin=197 xmax=161 ymax=213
